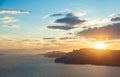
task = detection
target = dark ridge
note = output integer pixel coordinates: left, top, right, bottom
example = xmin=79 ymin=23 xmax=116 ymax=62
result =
xmin=55 ymin=48 xmax=120 ymax=66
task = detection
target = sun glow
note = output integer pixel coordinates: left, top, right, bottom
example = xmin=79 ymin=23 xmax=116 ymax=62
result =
xmin=93 ymin=41 xmax=107 ymax=49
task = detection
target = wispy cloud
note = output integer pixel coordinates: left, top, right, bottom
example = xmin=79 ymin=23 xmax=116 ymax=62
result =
xmin=47 ymin=25 xmax=76 ymax=30
xmin=0 ymin=9 xmax=29 ymax=14
xmin=43 ymin=11 xmax=85 ymax=19
xmin=3 ymin=25 xmax=19 ymax=29
xmin=0 ymin=16 xmax=18 ymax=23
xmin=83 ymin=18 xmax=111 ymax=28
xmin=43 ymin=12 xmax=66 ymax=19
xmin=59 ymin=37 xmax=75 ymax=40
xmin=43 ymin=37 xmax=55 ymax=40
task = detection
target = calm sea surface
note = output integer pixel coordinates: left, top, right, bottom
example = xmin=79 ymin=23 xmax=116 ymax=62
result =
xmin=0 ymin=55 xmax=120 ymax=77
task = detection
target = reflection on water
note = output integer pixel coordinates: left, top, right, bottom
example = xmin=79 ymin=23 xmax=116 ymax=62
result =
xmin=0 ymin=55 xmax=120 ymax=77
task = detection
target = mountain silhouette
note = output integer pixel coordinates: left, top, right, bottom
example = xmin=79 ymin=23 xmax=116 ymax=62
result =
xmin=55 ymin=48 xmax=120 ymax=66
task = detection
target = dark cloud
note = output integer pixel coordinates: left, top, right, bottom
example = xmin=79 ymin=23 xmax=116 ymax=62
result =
xmin=49 ymin=13 xmax=65 ymax=17
xmin=47 ymin=25 xmax=76 ymax=30
xmin=111 ymin=16 xmax=120 ymax=21
xmin=43 ymin=12 xmax=66 ymax=18
xmin=77 ymin=23 xmax=120 ymax=40
xmin=49 ymin=39 xmax=56 ymax=42
xmin=47 ymin=12 xmax=86 ymax=30
xmin=43 ymin=38 xmax=55 ymax=40
xmin=34 ymin=40 xmax=41 ymax=41
xmin=20 ymin=39 xmax=29 ymax=42
xmin=17 ymin=39 xmax=41 ymax=43
xmin=54 ymin=12 xmax=86 ymax=25
xmin=55 ymin=16 xmax=85 ymax=25
xmin=59 ymin=37 xmax=75 ymax=40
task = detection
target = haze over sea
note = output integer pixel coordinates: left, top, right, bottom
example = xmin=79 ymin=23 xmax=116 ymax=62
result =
xmin=1 ymin=0 xmax=120 ymax=77
xmin=0 ymin=55 xmax=120 ymax=77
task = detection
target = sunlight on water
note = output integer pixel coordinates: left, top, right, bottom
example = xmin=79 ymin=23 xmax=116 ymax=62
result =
xmin=0 ymin=55 xmax=120 ymax=77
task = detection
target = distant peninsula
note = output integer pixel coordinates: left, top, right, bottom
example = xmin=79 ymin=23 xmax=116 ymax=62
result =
xmin=0 ymin=54 xmax=4 ymax=56
xmin=55 ymin=48 xmax=120 ymax=66
xmin=43 ymin=51 xmax=66 ymax=58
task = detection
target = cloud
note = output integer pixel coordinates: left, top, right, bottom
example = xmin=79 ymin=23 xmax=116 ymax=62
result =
xmin=50 ymin=13 xmax=64 ymax=17
xmin=54 ymin=17 xmax=85 ymax=25
xmin=43 ymin=12 xmax=65 ymax=19
xmin=3 ymin=25 xmax=19 ymax=29
xmin=109 ymin=13 xmax=120 ymax=17
xmin=83 ymin=18 xmax=111 ymax=28
xmin=47 ymin=25 xmax=76 ymax=30
xmin=43 ymin=38 xmax=55 ymax=40
xmin=0 ymin=9 xmax=29 ymax=14
xmin=59 ymin=37 xmax=75 ymax=40
xmin=111 ymin=16 xmax=120 ymax=21
xmin=46 ymin=12 xmax=86 ymax=30
xmin=0 ymin=17 xmax=18 ymax=23
xmin=54 ymin=12 xmax=86 ymax=25
xmin=43 ymin=11 xmax=85 ymax=19
xmin=77 ymin=23 xmax=120 ymax=40
xmin=109 ymin=13 xmax=120 ymax=21
xmin=43 ymin=13 xmax=65 ymax=19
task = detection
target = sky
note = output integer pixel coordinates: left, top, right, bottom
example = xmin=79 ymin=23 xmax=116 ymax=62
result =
xmin=0 ymin=0 xmax=120 ymax=54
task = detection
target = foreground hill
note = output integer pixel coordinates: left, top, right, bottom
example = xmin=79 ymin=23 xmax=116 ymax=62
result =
xmin=55 ymin=48 xmax=120 ymax=66
xmin=43 ymin=51 xmax=66 ymax=58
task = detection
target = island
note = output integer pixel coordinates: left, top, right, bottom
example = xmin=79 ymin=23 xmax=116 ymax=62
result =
xmin=0 ymin=54 xmax=4 ymax=56
xmin=55 ymin=48 xmax=120 ymax=66
xmin=43 ymin=51 xmax=66 ymax=58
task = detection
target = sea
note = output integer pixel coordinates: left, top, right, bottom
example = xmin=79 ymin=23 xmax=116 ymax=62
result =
xmin=0 ymin=55 xmax=120 ymax=77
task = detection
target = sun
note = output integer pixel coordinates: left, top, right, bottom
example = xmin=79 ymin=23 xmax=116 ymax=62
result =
xmin=93 ymin=41 xmax=107 ymax=49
